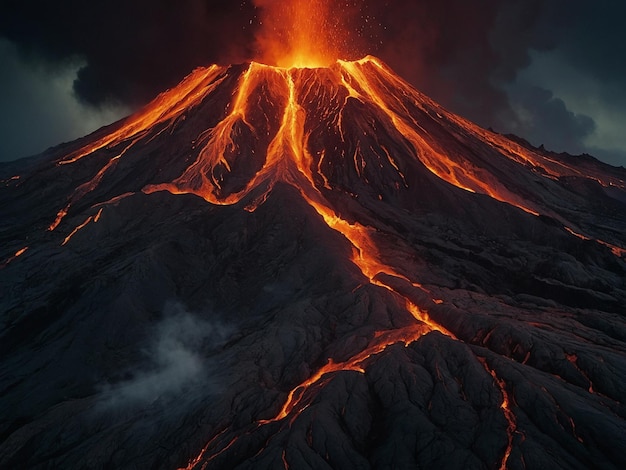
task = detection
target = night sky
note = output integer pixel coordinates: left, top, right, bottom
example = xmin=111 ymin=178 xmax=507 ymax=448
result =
xmin=1 ymin=0 xmax=625 ymax=167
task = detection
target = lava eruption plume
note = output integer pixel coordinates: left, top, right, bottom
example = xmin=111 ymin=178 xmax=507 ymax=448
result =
xmin=252 ymin=0 xmax=359 ymax=67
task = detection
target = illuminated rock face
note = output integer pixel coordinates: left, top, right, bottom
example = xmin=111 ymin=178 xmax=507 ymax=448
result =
xmin=1 ymin=58 xmax=625 ymax=470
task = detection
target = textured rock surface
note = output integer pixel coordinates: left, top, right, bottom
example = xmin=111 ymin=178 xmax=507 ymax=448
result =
xmin=1 ymin=58 xmax=625 ymax=469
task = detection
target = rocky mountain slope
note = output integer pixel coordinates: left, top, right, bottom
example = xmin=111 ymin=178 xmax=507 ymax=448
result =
xmin=1 ymin=57 xmax=625 ymax=469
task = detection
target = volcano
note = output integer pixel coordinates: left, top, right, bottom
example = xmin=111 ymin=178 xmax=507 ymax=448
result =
xmin=1 ymin=57 xmax=625 ymax=470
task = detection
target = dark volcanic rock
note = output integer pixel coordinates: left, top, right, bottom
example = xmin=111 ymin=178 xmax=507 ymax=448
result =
xmin=1 ymin=58 xmax=625 ymax=469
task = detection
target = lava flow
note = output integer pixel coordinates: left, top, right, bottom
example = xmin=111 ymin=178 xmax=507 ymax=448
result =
xmin=0 ymin=246 xmax=28 ymax=269
xmin=26 ymin=52 xmax=622 ymax=470
xmin=263 ymin=320 xmax=449 ymax=425
xmin=61 ymin=208 xmax=103 ymax=246
xmin=2 ymin=3 xmax=625 ymax=467
xmin=5 ymin=50 xmax=621 ymax=470
xmin=478 ymin=357 xmax=517 ymax=470
xmin=42 ymin=52 xmax=624 ymax=261
xmin=179 ymin=323 xmax=436 ymax=470
xmin=59 ymin=66 xmax=225 ymax=166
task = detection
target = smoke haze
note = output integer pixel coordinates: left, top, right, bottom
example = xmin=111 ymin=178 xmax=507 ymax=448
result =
xmin=98 ymin=302 xmax=232 ymax=410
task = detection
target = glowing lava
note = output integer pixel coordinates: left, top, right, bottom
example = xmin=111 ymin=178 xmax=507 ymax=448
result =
xmin=479 ymin=357 xmax=517 ymax=470
xmin=61 ymin=208 xmax=103 ymax=246
xmin=178 ymin=323 xmax=436 ymax=469
xmin=253 ymin=0 xmax=347 ymax=68
xmin=16 ymin=44 xmax=621 ymax=470
xmin=1 ymin=246 xmax=28 ymax=269
xmin=45 ymin=55 xmax=624 ymax=264
xmin=59 ymin=66 xmax=224 ymax=166
xmin=1 ymin=0 xmax=623 ymax=466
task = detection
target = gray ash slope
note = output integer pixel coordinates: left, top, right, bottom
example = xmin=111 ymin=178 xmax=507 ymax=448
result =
xmin=1 ymin=58 xmax=625 ymax=469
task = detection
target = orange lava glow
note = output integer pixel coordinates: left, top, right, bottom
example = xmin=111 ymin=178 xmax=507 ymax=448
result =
xmin=92 ymin=192 xmax=135 ymax=208
xmin=46 ymin=54 xmax=622 ymax=469
xmin=260 ymin=324 xmax=431 ymax=424
xmin=1 ymin=246 xmax=29 ymax=269
xmin=565 ymin=353 xmax=595 ymax=394
xmin=339 ymin=58 xmax=543 ymax=216
xmin=13 ymin=247 xmax=28 ymax=257
xmin=565 ymin=226 xmax=626 ymax=257
xmin=177 ymin=428 xmax=229 ymax=470
xmin=61 ymin=209 xmax=103 ymax=246
xmin=59 ymin=66 xmax=224 ymax=165
xmin=48 ymin=207 xmax=69 ymax=231
xmin=58 ymin=56 xmax=623 ymax=263
xmin=145 ymin=56 xmax=620 ymax=226
xmin=143 ymin=58 xmax=541 ymax=220
xmin=177 ymin=324 xmax=434 ymax=469
xmin=253 ymin=0 xmax=343 ymax=68
xmin=479 ymin=357 xmax=517 ymax=470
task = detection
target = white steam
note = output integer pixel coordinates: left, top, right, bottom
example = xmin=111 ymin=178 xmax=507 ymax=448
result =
xmin=98 ymin=303 xmax=232 ymax=409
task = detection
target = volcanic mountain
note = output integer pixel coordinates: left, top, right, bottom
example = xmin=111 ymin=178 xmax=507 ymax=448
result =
xmin=1 ymin=57 xmax=625 ymax=469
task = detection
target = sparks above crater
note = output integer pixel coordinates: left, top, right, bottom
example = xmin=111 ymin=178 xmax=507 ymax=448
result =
xmin=252 ymin=0 xmax=359 ymax=68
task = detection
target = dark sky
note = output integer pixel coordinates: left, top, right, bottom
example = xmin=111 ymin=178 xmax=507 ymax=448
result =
xmin=1 ymin=0 xmax=625 ymax=167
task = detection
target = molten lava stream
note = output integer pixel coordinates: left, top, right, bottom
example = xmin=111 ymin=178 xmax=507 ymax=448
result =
xmin=171 ymin=61 xmax=462 ymax=467
xmin=478 ymin=357 xmax=517 ymax=470
xmin=177 ymin=428 xmax=230 ymax=470
xmin=61 ymin=209 xmax=103 ymax=246
xmin=45 ymin=67 xmax=229 ymax=239
xmin=59 ymin=65 xmax=225 ymax=165
xmin=260 ymin=324 xmax=432 ymax=424
xmin=144 ymin=63 xmax=289 ymax=207
xmin=338 ymin=59 xmax=541 ymax=217
xmin=181 ymin=325 xmax=433 ymax=469
xmin=564 ymin=226 xmax=626 ymax=258
xmin=48 ymin=207 xmax=69 ymax=232
xmin=141 ymin=59 xmax=530 ymax=469
xmin=51 ymin=141 xmax=137 ymax=232
xmin=294 ymin=185 xmax=454 ymax=338
xmin=1 ymin=246 xmax=28 ymax=269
